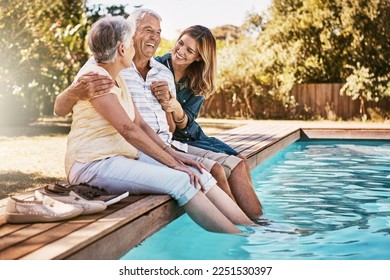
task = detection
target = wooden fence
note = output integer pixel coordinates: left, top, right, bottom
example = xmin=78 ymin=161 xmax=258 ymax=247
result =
xmin=290 ymin=83 xmax=359 ymax=120
xmin=201 ymin=83 xmax=389 ymax=120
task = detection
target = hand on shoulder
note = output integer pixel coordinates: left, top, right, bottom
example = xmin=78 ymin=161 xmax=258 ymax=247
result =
xmin=73 ymin=72 xmax=114 ymax=100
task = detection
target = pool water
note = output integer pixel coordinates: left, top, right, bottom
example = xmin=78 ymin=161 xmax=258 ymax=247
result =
xmin=121 ymin=140 xmax=390 ymax=260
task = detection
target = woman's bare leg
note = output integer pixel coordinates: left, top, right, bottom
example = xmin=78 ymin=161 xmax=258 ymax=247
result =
xmin=183 ymin=190 xmax=242 ymax=234
xmin=206 ymin=185 xmax=254 ymax=226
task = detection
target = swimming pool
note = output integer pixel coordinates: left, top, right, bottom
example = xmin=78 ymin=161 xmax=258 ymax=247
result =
xmin=120 ymin=140 xmax=390 ymax=260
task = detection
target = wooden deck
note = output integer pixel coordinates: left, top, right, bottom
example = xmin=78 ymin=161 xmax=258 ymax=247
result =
xmin=1 ymin=121 xmax=389 ymax=260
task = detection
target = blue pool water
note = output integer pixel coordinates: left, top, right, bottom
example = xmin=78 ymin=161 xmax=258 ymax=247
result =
xmin=121 ymin=140 xmax=390 ymax=260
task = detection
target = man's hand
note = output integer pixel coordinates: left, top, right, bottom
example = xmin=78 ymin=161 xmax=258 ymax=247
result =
xmin=150 ymin=80 xmax=171 ymax=102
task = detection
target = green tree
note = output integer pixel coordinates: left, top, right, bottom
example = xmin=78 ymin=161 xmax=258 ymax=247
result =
xmin=0 ymin=0 xmax=89 ymax=125
xmin=207 ymin=5 xmax=298 ymax=119
xmin=258 ymin=0 xmax=390 ymax=117
xmin=210 ymin=0 xmax=389 ymax=120
xmin=87 ymin=4 xmax=130 ymax=24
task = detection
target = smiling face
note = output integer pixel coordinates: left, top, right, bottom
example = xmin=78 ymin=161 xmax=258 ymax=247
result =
xmin=132 ymin=14 xmax=161 ymax=63
xmin=171 ymin=34 xmax=200 ymax=68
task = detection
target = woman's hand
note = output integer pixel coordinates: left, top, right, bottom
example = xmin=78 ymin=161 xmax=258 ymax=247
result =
xmin=149 ymin=80 xmax=187 ymax=127
xmin=160 ymin=98 xmax=182 ymax=113
xmin=166 ymin=148 xmax=208 ymax=173
xmin=171 ymin=162 xmax=206 ymax=192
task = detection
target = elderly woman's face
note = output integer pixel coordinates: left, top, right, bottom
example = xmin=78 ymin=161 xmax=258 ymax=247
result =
xmin=123 ymin=41 xmax=135 ymax=67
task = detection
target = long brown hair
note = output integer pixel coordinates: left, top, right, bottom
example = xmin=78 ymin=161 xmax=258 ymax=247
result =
xmin=178 ymin=25 xmax=217 ymax=97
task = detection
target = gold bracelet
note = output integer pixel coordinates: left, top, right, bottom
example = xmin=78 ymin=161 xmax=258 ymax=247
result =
xmin=174 ymin=114 xmax=186 ymax=123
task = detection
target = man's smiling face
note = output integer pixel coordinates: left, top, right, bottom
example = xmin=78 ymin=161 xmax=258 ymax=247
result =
xmin=132 ymin=14 xmax=162 ymax=61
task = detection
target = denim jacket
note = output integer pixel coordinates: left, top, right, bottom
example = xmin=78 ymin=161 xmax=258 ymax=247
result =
xmin=155 ymin=53 xmax=238 ymax=155
xmin=155 ymin=53 xmax=205 ymax=142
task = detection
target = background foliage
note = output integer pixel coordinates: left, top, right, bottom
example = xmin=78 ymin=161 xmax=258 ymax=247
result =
xmin=0 ymin=0 xmax=389 ymax=125
xmin=207 ymin=0 xmax=389 ymax=120
xmin=0 ymin=0 xmax=88 ymax=125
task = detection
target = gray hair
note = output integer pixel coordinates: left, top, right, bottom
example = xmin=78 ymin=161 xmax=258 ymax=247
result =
xmin=127 ymin=8 xmax=162 ymax=28
xmin=88 ymin=15 xmax=135 ymax=63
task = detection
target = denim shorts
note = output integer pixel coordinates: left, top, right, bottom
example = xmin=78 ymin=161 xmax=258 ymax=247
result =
xmin=187 ymin=136 xmax=239 ymax=156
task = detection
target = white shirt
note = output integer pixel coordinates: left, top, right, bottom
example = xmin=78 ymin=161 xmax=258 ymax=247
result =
xmin=80 ymin=58 xmax=188 ymax=152
xmin=120 ymin=58 xmax=188 ymax=152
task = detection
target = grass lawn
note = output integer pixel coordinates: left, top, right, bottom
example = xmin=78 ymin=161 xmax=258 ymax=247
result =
xmin=0 ymin=122 xmax=228 ymax=199
xmin=0 ymin=125 xmax=70 ymax=199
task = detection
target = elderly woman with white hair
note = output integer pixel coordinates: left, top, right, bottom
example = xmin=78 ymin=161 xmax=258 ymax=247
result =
xmin=64 ymin=15 xmax=254 ymax=234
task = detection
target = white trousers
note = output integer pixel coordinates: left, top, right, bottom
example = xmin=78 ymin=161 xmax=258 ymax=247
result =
xmin=68 ymin=153 xmax=216 ymax=206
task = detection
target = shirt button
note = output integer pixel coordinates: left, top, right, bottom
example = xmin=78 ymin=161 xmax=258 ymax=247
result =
xmin=183 ymin=100 xmax=186 ymax=103
xmin=185 ymin=131 xmax=188 ymax=134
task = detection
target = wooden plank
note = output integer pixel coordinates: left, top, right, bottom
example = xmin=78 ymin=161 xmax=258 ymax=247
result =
xmin=214 ymin=122 xmax=267 ymax=142
xmin=222 ymin=133 xmax=278 ymax=154
xmin=331 ymin=83 xmax=338 ymax=119
xmin=223 ymin=127 xmax=281 ymax=150
xmin=20 ymin=195 xmax=171 ymax=260
xmin=66 ymin=200 xmax=183 ymax=260
xmin=228 ymin=125 xmax=300 ymax=156
xmin=309 ymin=84 xmax=316 ymax=115
xmin=0 ymin=223 xmax=60 ymax=251
xmin=240 ymin=127 xmax=300 ymax=158
xmin=291 ymin=85 xmax=299 ymax=107
xmin=220 ymin=123 xmax=291 ymax=149
xmin=252 ymin=130 xmax=301 ymax=167
xmin=208 ymin=125 xmax=300 ymax=169
xmin=317 ymin=84 xmax=326 ymax=117
xmin=0 ymin=195 xmax=147 ymax=260
xmin=0 ymin=219 xmax=30 ymax=238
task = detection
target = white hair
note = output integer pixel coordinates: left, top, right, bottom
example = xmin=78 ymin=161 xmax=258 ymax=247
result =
xmin=127 ymin=8 xmax=162 ymax=28
xmin=88 ymin=15 xmax=135 ymax=63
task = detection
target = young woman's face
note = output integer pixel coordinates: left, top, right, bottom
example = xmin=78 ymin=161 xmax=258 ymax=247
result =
xmin=171 ymin=34 xmax=200 ymax=67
